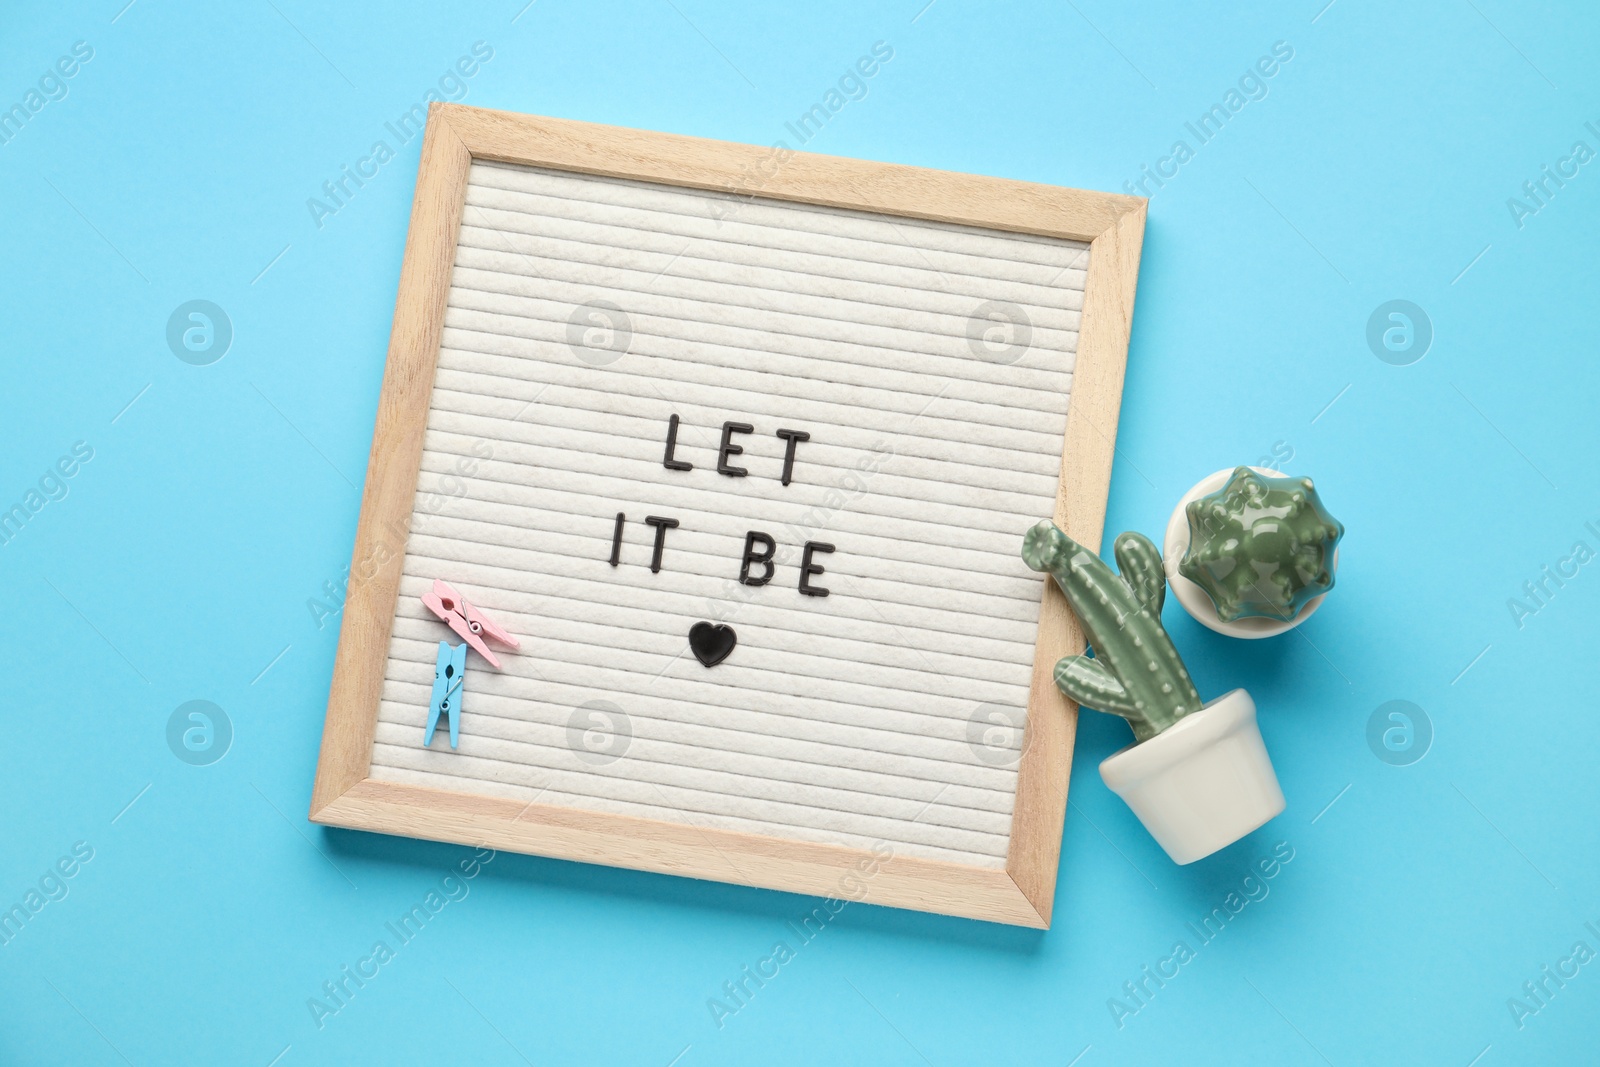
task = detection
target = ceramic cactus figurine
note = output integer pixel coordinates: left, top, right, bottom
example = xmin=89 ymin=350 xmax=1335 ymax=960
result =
xmin=1022 ymin=521 xmax=1202 ymax=742
xmin=1022 ymin=519 xmax=1287 ymax=865
xmin=1179 ymin=467 xmax=1344 ymax=623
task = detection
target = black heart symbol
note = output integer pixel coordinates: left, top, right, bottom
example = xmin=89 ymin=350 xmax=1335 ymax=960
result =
xmin=688 ymin=622 xmax=737 ymax=667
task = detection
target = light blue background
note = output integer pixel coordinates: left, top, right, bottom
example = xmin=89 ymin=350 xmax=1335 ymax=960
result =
xmin=3 ymin=1 xmax=1597 ymax=1064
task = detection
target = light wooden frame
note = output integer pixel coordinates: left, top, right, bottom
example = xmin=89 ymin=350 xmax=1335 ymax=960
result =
xmin=310 ymin=103 xmax=1146 ymax=928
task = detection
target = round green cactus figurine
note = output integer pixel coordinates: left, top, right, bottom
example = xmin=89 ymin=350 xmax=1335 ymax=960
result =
xmin=1179 ymin=467 xmax=1344 ymax=623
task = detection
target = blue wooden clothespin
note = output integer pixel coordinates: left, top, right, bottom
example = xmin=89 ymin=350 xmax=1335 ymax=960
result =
xmin=425 ymin=641 xmax=467 ymax=749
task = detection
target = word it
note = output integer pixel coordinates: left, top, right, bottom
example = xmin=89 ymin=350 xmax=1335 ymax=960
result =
xmin=609 ymin=513 xmax=835 ymax=596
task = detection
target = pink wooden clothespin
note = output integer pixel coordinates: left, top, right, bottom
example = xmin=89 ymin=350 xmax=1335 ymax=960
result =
xmin=422 ymin=580 xmax=520 ymax=668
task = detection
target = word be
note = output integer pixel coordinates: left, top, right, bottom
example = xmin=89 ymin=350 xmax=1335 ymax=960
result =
xmin=1124 ymin=41 xmax=1293 ymax=198
xmin=1507 ymin=124 xmax=1600 ymax=230
xmin=1108 ymin=841 xmax=1294 ymax=1029
xmin=307 ymin=41 xmax=494 ymax=229
xmin=1506 ymin=921 xmax=1600 ymax=1030
xmin=1 ymin=440 xmax=94 ymax=548
xmin=1507 ymin=520 xmax=1600 ymax=630
xmin=307 ymin=848 xmax=495 ymax=1029
xmin=0 ymin=41 xmax=93 ymax=148
xmin=698 ymin=440 xmax=893 ymax=628
xmin=0 ymin=841 xmax=94 ymax=948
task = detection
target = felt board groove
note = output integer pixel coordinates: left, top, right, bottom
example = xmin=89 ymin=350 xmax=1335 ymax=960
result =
xmin=405 ymin=517 xmax=1047 ymax=612
xmin=369 ymin=161 xmax=1085 ymax=865
xmin=453 ymin=218 xmax=1086 ymax=303
xmin=402 ymin=533 xmax=1044 ymax=626
xmin=405 ymin=505 xmax=1041 ymax=604
xmin=375 ymin=667 xmax=1024 ymax=785
xmin=382 ymin=624 xmax=1029 ymax=737
xmin=371 ymin=740 xmax=1010 ymax=842
xmin=373 ymin=708 xmax=1016 ymax=817
xmin=455 ymin=211 xmax=1086 ymax=304
xmin=392 ymin=558 xmax=1044 ymax=671
xmin=417 ymin=441 xmax=1058 ymax=525
xmin=432 ymin=369 xmax=1068 ymax=463
xmin=446 ymin=261 xmax=1083 ymax=354
xmin=436 ymin=334 xmax=1073 ymax=436
xmin=378 ymin=648 xmax=1026 ymax=771
xmin=448 ymin=243 xmax=1083 ymax=327
xmin=469 ymin=162 xmax=1087 ymax=263
xmin=386 ymin=611 xmax=1028 ymax=722
xmin=392 ymin=549 xmax=1041 ymax=662
xmin=403 ymin=523 xmax=1046 ymax=619
xmin=375 ymin=705 xmax=1019 ymax=814
xmin=369 ymin=758 xmax=1006 ymax=867
xmin=412 ymin=403 xmax=1068 ymax=524
xmin=397 ymin=539 xmax=1043 ymax=647
xmin=419 ymin=425 xmax=1060 ymax=522
xmin=437 ymin=280 xmax=1081 ymax=389
xmin=429 ymin=351 xmax=1073 ymax=441
xmin=451 ymin=231 xmax=1086 ymax=322
xmin=453 ymin=226 xmax=1082 ymax=327
xmin=424 ymin=398 xmax=1064 ymax=492
xmin=365 ymin=750 xmax=1013 ymax=854
xmin=406 ymin=467 xmax=1053 ymax=563
xmin=365 ymin=753 xmax=1013 ymax=861
xmin=387 ymin=603 xmax=1031 ymax=710
xmin=413 ymin=450 xmax=1055 ymax=545
xmin=443 ymin=299 xmax=1079 ymax=410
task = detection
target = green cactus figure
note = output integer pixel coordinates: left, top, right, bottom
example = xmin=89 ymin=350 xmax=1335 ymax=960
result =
xmin=1022 ymin=522 xmax=1202 ymax=743
xmin=1179 ymin=467 xmax=1344 ymax=623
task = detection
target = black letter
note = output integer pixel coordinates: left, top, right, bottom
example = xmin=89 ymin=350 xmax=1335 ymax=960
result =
xmin=775 ymin=428 xmax=810 ymax=487
xmin=662 ymin=414 xmax=693 ymax=472
xmin=609 ymin=512 xmax=625 ymax=567
xmin=717 ymin=421 xmax=753 ymax=477
xmin=644 ymin=516 xmax=679 ymax=574
xmin=740 ymin=531 xmax=776 ymax=586
xmin=799 ymin=541 xmax=835 ymax=597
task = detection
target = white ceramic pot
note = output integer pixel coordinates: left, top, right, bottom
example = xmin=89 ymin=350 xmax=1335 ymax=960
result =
xmin=1098 ymin=689 xmax=1285 ymax=864
xmin=1163 ymin=466 xmax=1339 ymax=639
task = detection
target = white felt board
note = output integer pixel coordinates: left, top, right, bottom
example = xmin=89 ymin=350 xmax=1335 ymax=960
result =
xmin=370 ymin=160 xmax=1089 ymax=868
